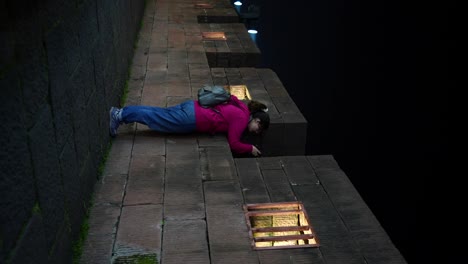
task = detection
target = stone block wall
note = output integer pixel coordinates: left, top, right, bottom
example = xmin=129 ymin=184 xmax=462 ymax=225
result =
xmin=0 ymin=0 xmax=145 ymax=263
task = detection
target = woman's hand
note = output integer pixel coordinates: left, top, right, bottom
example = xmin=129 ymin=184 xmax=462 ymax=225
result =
xmin=251 ymin=145 xmax=262 ymax=157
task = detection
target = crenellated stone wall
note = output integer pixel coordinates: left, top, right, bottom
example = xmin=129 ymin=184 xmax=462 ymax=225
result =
xmin=0 ymin=1 xmax=145 ymax=263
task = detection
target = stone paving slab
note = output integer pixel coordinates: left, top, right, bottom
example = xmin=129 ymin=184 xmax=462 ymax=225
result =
xmin=258 ymin=249 xmax=325 ymax=264
xmin=161 ymin=220 xmax=210 ymax=264
xmin=206 ymin=205 xmax=258 ymax=264
xmin=102 ymin=135 xmax=133 ymax=176
xmin=124 ymin=155 xmax=165 ymax=205
xmin=197 ymin=133 xmax=231 ymax=147
xmin=262 ymin=169 xmax=297 ymax=202
xmin=113 ymin=204 xmax=163 ymax=263
xmin=86 ymin=204 xmax=121 ymax=236
xmin=165 ymin=138 xmax=200 ymax=171
xmin=79 ymin=234 xmax=115 ymax=264
xmin=93 ymin=174 xmax=127 ymax=205
xmin=131 ymin=129 xmax=166 ymax=156
xmin=80 ymin=204 xmax=121 ymax=264
xmin=202 ymin=146 xmax=237 ymax=181
xmin=235 ymin=158 xmax=270 ymax=204
xmin=294 ymin=184 xmax=365 ymax=264
xmin=204 ymin=181 xmax=258 ymax=263
xmin=204 ymin=181 xmax=244 ymax=206
xmin=164 ymin=182 xmax=205 ymax=206
xmin=165 ymin=165 xmax=202 ymax=185
xmin=281 ymin=156 xmax=319 ymax=185
xmin=163 ymin=203 xmax=206 ymax=221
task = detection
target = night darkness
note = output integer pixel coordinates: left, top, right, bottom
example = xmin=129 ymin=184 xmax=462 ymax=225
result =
xmin=240 ymin=0 xmax=451 ymax=263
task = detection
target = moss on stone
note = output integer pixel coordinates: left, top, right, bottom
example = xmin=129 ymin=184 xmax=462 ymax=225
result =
xmin=134 ymin=255 xmax=158 ymax=264
xmin=71 ymin=206 xmax=90 ymax=264
xmin=114 ymin=254 xmax=158 ymax=264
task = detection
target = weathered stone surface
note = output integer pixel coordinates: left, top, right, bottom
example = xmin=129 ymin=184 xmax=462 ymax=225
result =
xmin=114 ymin=204 xmax=163 ymax=261
xmin=60 ymin=135 xmax=85 ymax=237
xmin=202 ymin=146 xmax=237 ymax=181
xmin=29 ymin=106 xmax=65 ymax=250
xmin=7 ymin=214 xmax=49 ymax=264
xmin=94 ymin=174 xmax=127 ymax=205
xmin=235 ymin=158 xmax=270 ymax=204
xmin=161 ymin=220 xmax=210 ymax=264
xmin=0 ymin=77 xmax=36 ymax=257
xmin=164 ymin=203 xmax=206 ymax=221
xmin=125 ymin=155 xmax=165 ymax=205
xmin=2 ymin=0 xmax=146 ymax=262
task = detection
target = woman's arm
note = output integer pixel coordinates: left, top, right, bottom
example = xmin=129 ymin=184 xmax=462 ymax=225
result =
xmin=226 ymin=122 xmax=253 ymax=154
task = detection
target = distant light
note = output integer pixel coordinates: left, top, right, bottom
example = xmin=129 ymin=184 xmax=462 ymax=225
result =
xmin=234 ymin=1 xmax=242 ymax=6
xmin=247 ymin=29 xmax=257 ymax=43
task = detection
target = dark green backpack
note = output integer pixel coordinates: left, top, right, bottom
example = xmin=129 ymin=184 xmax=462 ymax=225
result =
xmin=197 ymin=85 xmax=231 ymax=108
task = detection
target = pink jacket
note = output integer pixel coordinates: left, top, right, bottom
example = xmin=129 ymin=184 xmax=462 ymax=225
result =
xmin=194 ymin=95 xmax=252 ymax=154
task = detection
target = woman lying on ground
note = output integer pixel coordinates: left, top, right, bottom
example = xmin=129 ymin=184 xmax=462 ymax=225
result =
xmin=109 ymin=94 xmax=270 ymax=156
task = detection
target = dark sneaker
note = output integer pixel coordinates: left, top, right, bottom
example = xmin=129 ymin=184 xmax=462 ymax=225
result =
xmin=109 ymin=107 xmax=121 ymax=137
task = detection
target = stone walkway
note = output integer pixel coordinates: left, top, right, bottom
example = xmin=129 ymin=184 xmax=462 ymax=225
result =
xmin=80 ymin=1 xmax=407 ymax=263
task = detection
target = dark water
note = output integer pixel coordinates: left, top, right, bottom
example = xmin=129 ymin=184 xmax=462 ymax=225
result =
xmin=240 ymin=0 xmax=450 ymax=263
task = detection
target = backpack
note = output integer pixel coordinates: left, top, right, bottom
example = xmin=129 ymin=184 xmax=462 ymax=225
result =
xmin=197 ymin=85 xmax=231 ymax=108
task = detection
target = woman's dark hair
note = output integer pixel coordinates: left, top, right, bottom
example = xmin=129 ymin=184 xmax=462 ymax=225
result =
xmin=248 ymin=100 xmax=270 ymax=131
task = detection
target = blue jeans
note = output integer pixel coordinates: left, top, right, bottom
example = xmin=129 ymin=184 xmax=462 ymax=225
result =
xmin=121 ymin=101 xmax=196 ymax=133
